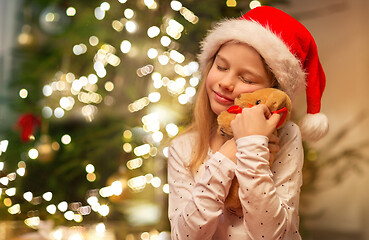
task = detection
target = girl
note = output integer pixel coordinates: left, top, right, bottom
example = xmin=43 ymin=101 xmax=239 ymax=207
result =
xmin=168 ymin=6 xmax=328 ymax=240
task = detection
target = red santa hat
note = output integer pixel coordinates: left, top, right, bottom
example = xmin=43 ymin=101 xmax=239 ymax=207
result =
xmin=198 ymin=6 xmax=328 ymax=141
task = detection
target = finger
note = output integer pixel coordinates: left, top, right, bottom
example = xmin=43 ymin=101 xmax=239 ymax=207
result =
xmin=268 ymin=133 xmax=279 ymax=144
xmin=269 ymin=153 xmax=275 ymax=166
xmin=259 ymin=104 xmax=272 ymax=119
xmin=268 ymin=143 xmax=280 ymax=153
xmin=269 ymin=113 xmax=282 ymax=128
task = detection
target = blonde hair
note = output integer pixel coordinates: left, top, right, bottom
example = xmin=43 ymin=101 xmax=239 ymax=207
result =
xmin=187 ymin=42 xmax=277 ymax=174
xmin=186 ymin=59 xmax=217 ymax=173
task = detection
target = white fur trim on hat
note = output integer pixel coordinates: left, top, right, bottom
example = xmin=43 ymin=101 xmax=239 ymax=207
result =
xmin=299 ymin=113 xmax=329 ymax=141
xmin=198 ymin=19 xmax=306 ymax=99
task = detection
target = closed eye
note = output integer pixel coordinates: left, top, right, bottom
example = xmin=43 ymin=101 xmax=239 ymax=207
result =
xmin=240 ymin=76 xmax=254 ymax=84
xmin=217 ymin=65 xmax=227 ymax=71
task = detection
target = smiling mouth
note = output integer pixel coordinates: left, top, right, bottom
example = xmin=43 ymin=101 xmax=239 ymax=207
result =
xmin=213 ymin=91 xmax=233 ymax=104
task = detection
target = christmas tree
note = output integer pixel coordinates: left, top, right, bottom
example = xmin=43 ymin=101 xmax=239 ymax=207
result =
xmin=0 ymin=0 xmax=260 ymax=239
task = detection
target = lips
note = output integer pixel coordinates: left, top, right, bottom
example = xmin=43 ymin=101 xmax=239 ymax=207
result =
xmin=213 ymin=91 xmax=234 ymax=104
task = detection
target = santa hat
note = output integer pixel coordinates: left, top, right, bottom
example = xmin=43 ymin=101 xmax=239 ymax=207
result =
xmin=198 ymin=6 xmax=328 ymax=141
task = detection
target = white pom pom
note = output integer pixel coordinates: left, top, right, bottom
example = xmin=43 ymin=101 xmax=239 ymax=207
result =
xmin=299 ymin=113 xmax=329 ymax=141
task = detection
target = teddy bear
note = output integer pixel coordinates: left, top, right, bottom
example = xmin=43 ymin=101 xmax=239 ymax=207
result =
xmin=217 ymin=88 xmax=292 ymax=214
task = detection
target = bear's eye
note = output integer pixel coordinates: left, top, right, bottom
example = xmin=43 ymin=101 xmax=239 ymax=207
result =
xmin=256 ymin=100 xmax=261 ymax=105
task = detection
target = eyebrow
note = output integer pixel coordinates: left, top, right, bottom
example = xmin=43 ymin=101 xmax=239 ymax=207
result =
xmin=215 ymin=54 xmax=265 ymax=80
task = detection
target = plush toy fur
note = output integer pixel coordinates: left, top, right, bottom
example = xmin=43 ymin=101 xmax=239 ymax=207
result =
xmin=217 ymin=88 xmax=292 ymax=214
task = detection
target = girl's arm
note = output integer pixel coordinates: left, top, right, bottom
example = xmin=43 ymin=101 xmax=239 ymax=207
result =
xmin=168 ymin=134 xmax=236 ymax=240
xmin=235 ymin=122 xmax=303 ymax=240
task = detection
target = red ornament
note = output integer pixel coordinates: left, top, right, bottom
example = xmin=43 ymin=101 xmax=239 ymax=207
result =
xmin=17 ymin=114 xmax=41 ymax=142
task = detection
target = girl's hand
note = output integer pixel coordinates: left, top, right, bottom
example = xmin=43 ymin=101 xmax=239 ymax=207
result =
xmin=230 ymin=104 xmax=281 ymax=140
xmin=268 ymin=132 xmax=280 ymax=165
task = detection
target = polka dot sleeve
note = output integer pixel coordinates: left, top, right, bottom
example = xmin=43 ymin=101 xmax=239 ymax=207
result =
xmin=235 ymin=122 xmax=303 ymax=240
xmin=168 ymin=133 xmax=237 ymax=240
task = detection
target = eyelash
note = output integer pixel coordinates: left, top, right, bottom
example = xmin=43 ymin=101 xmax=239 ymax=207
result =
xmin=240 ymin=76 xmax=254 ymax=84
xmin=216 ymin=65 xmax=254 ymax=84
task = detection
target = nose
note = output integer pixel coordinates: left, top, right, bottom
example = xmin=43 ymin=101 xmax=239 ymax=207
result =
xmin=219 ymin=75 xmax=234 ymax=92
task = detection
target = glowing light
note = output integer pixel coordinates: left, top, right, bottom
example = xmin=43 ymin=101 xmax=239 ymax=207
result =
xmin=118 ymin=0 xmax=127 ymax=3
xmin=144 ymin=0 xmax=157 ymax=9
xmin=179 ymin=7 xmax=199 ymax=24
xmin=112 ymin=20 xmax=124 ymax=32
xmin=190 ymin=77 xmax=199 ymax=87
xmin=8 ymin=204 xmax=20 ymax=215
xmin=28 ymin=148 xmax=39 ymax=159
xmin=158 ymin=55 xmax=169 ymax=65
xmin=170 ymin=50 xmax=185 ymax=63
xmin=151 ymin=177 xmax=161 ymax=188
xmin=147 ymin=26 xmax=160 ymax=38
xmin=128 ymin=97 xmax=150 ymax=112
xmin=123 ymin=130 xmax=132 ymax=139
xmin=43 ymin=85 xmax=53 ymax=96
xmin=7 ymin=172 xmax=16 ymax=181
xmin=24 ymin=217 xmax=40 ymax=229
xmin=147 ymin=48 xmax=158 ymax=59
xmin=100 ymin=2 xmax=110 ymax=11
xmin=64 ymin=211 xmax=74 ymax=221
xmin=66 ymin=7 xmax=76 ymax=16
xmin=41 ymin=107 xmax=52 ymax=119
xmin=98 ymin=204 xmax=110 ymax=216
xmin=69 ymin=233 xmax=83 ymax=240
xmin=125 ymin=21 xmax=137 ymax=33
xmin=73 ymin=44 xmax=83 ymax=55
xmin=16 ymin=167 xmax=25 ymax=176
xmin=120 ymin=40 xmax=132 ymax=53
xmin=87 ymin=196 xmax=98 ymax=206
xmin=43 ymin=192 xmax=53 ymax=201
xmin=105 ymin=81 xmax=114 ymax=91
xmin=0 ymin=177 xmax=9 ymax=185
xmin=93 ymin=61 xmax=106 ymax=78
xmin=60 ymin=97 xmax=75 ymax=110
xmin=148 ymin=92 xmax=161 ymax=103
xmin=134 ymin=144 xmax=151 ymax=156
xmin=19 ymin=89 xmax=28 ymax=98
xmin=3 ymin=198 xmax=12 ymax=206
xmin=124 ymin=8 xmax=134 ymax=19
xmin=58 ymin=201 xmax=68 ymax=212
xmin=166 ymin=123 xmax=179 ymax=137
xmin=111 ymin=181 xmax=123 ymax=195
xmin=72 ymin=214 xmax=82 ymax=223
xmin=185 ymin=86 xmax=196 ymax=97
xmin=171 ymin=1 xmax=182 ymax=11
xmin=249 ymin=0 xmax=261 ymax=9
xmin=86 ymin=173 xmax=96 ymax=182
xmin=152 ymin=131 xmax=163 ymax=143
xmin=0 ymin=140 xmax=8 ymax=152
xmin=163 ymin=184 xmax=169 ymax=194
xmin=61 ymin=134 xmax=71 ymax=145
xmin=123 ymin=143 xmax=132 ymax=153
xmin=5 ymin=188 xmax=16 ymax=196
xmin=47 ymin=204 xmax=57 ymax=214
xmin=127 ymin=158 xmax=143 ymax=170
xmin=89 ymin=36 xmax=99 ymax=46
xmin=54 ymin=107 xmax=65 ymax=118
xmin=226 ymin=0 xmax=237 ymax=7
xmin=96 ymin=223 xmax=106 ymax=234
xmin=166 ymin=19 xmax=184 ymax=39
xmin=0 ymin=162 xmax=3 ymax=171
xmin=78 ymin=206 xmax=91 ymax=215
xmin=86 ymin=164 xmax=95 ymax=173
xmin=52 ymin=230 xmax=63 ymax=240
xmin=94 ymin=7 xmax=105 ymax=20
xmin=163 ymin=147 xmax=169 ymax=157
xmin=167 ymin=78 xmax=186 ymax=95
xmin=160 ymin=36 xmax=171 ymax=47
xmin=127 ymin=176 xmax=146 ymax=191
xmin=178 ymin=94 xmax=189 ymax=104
